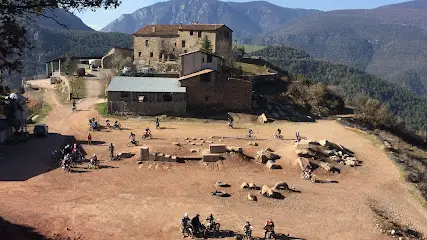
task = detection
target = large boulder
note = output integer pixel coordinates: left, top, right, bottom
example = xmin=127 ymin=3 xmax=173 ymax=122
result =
xmin=256 ymin=149 xmax=280 ymax=164
xmin=260 ymin=185 xmax=275 ymax=197
xmin=258 ymin=113 xmax=268 ymax=123
xmin=266 ymin=160 xmax=279 ymax=169
xmin=248 ymin=183 xmax=257 ymax=190
xmin=241 ymin=182 xmax=249 ymax=189
xmin=273 ymin=181 xmax=289 ymax=191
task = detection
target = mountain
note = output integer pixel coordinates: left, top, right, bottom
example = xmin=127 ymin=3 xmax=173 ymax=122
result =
xmin=253 ymin=0 xmax=427 ymax=96
xmin=250 ymin=46 xmax=427 ymax=131
xmin=3 ymin=10 xmax=132 ymax=88
xmin=100 ymin=0 xmax=319 ymax=39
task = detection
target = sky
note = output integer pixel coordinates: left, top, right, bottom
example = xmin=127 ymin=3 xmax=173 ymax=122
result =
xmin=75 ymin=0 xmax=410 ymax=30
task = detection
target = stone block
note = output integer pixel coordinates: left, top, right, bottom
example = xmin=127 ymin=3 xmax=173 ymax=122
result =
xmin=156 ymin=153 xmax=164 ymax=161
xmin=149 ymin=152 xmax=157 ymax=161
xmin=164 ymin=155 xmax=171 ymax=162
xmin=140 ymin=146 xmax=149 ymax=161
xmin=171 ymin=156 xmax=178 ymax=162
xmin=209 ymin=144 xmax=226 ymax=154
xmin=203 ymin=154 xmax=221 ymax=162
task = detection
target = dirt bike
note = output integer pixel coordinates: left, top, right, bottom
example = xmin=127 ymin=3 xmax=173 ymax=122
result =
xmin=88 ymin=159 xmax=99 ymax=169
xmin=182 ymin=224 xmax=194 ymax=238
xmin=61 ymin=160 xmax=71 ymax=173
xmin=141 ymin=132 xmax=152 ymax=139
xmin=301 ymin=170 xmax=316 ymax=183
xmin=112 ymin=123 xmax=122 ymax=130
xmin=274 ymin=134 xmax=284 ymax=140
xmin=205 ymin=220 xmax=221 ymax=237
xmin=264 ymin=227 xmax=275 ymax=239
xmin=243 ymin=229 xmax=253 ymax=240
xmin=127 ymin=140 xmax=139 ymax=147
xmin=193 ymin=224 xmax=206 ymax=238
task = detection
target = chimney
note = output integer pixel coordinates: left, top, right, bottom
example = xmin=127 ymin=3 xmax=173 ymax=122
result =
xmin=152 ymin=26 xmax=156 ymax=32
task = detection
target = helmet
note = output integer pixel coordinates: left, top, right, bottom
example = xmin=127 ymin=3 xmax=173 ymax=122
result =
xmin=184 ymin=213 xmax=188 ymax=217
xmin=93 ymin=154 xmax=96 ymax=157
xmin=268 ymin=218 xmax=272 ymax=222
xmin=246 ymin=221 xmax=250 ymax=224
xmin=196 ymin=214 xmax=200 ymax=217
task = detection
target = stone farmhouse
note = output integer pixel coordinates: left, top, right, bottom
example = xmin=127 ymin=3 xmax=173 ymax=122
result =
xmin=132 ymin=23 xmax=233 ymax=72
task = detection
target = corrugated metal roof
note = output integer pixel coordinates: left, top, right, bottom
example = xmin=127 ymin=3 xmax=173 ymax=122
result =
xmin=107 ymin=76 xmax=186 ymax=93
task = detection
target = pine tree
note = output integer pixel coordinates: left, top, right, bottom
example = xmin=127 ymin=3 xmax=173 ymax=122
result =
xmin=200 ymin=35 xmax=212 ymax=54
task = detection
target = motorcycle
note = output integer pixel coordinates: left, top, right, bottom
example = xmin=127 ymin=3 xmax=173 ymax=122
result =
xmin=205 ymin=220 xmax=221 ymax=237
xmin=301 ymin=170 xmax=316 ymax=183
xmin=61 ymin=160 xmax=71 ymax=173
xmin=264 ymin=227 xmax=275 ymax=239
xmin=112 ymin=123 xmax=122 ymax=130
xmin=88 ymin=158 xmax=99 ymax=169
xmin=142 ymin=132 xmax=152 ymax=140
xmin=127 ymin=139 xmax=139 ymax=147
xmin=274 ymin=134 xmax=284 ymax=140
xmin=243 ymin=229 xmax=253 ymax=240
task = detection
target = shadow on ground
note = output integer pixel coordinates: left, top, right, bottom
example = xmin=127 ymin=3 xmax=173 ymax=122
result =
xmin=0 ymin=216 xmax=47 ymax=240
xmin=0 ymin=133 xmax=80 ymax=181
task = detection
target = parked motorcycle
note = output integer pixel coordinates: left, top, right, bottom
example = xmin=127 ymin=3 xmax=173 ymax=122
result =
xmin=205 ymin=219 xmax=221 ymax=237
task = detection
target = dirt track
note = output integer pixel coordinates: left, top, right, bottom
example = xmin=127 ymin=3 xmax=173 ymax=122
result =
xmin=0 ymin=82 xmax=426 ymax=240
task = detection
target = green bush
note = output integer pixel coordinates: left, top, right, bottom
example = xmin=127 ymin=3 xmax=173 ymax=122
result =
xmin=96 ymin=102 xmax=108 ymax=116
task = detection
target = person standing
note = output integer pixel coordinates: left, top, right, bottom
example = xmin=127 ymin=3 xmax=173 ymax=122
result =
xmin=155 ymin=117 xmax=160 ymax=129
xmin=296 ymin=130 xmax=300 ymax=142
xmin=109 ymin=143 xmax=114 ymax=160
xmin=88 ymin=133 xmax=92 ymax=145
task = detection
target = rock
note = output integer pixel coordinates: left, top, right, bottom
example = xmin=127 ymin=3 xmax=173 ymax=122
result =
xmin=185 ymin=137 xmax=189 ymax=140
xmin=319 ymin=139 xmax=329 ymax=146
xmin=319 ymin=162 xmax=332 ymax=172
xmin=241 ymin=182 xmax=249 ymax=189
xmin=256 ymin=149 xmax=280 ymax=164
xmin=345 ymin=159 xmax=356 ymax=167
xmin=209 ymin=136 xmax=213 ymax=139
xmin=191 ymin=142 xmax=196 ymax=145
xmin=330 ymin=155 xmax=342 ymax=162
xmin=190 ymin=149 xmax=199 ymax=153
xmin=212 ymin=190 xmax=229 ymax=197
xmin=248 ymin=183 xmax=256 ymax=189
xmin=274 ymin=181 xmax=289 ymax=191
xmin=226 ymin=146 xmax=243 ymax=153
xmin=172 ymin=142 xmax=180 ymax=146
xmin=258 ymin=113 xmax=268 ymax=123
xmin=260 ymin=185 xmax=275 ymax=198
xmin=248 ymin=142 xmax=258 ymax=146
xmin=384 ymin=141 xmax=392 ymax=149
xmin=201 ymin=140 xmax=205 ymax=143
xmin=136 ymin=161 xmax=143 ymax=164
xmin=195 ymin=143 xmax=203 ymax=146
xmin=297 ymin=157 xmax=312 ymax=171
xmin=218 ymin=139 xmax=223 ymax=142
xmin=215 ymin=182 xmax=229 ymax=187
xmin=199 ymin=138 xmax=203 ymax=140
xmin=186 ymin=140 xmax=191 ymax=143
xmin=247 ymin=193 xmax=257 ymax=201
xmin=192 ymin=138 xmax=197 ymax=140
xmin=206 ymin=141 xmax=214 ymax=144
xmin=295 ymin=148 xmax=315 ymax=157
xmin=266 ymin=160 xmax=279 ymax=169
xmin=295 ymin=142 xmax=310 ymax=149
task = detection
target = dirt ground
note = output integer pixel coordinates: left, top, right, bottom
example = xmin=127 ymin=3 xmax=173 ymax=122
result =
xmin=0 ymin=80 xmax=426 ymax=240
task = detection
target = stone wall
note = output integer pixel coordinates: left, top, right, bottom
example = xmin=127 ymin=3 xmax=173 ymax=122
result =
xmin=180 ymin=73 xmax=252 ymax=112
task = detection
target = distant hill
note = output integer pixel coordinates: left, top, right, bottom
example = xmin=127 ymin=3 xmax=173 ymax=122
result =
xmin=253 ymin=0 xmax=427 ymax=96
xmin=100 ymin=0 xmax=319 ymax=39
xmin=33 ymin=9 xmax=94 ymax=31
xmin=250 ymin=46 xmax=427 ymax=131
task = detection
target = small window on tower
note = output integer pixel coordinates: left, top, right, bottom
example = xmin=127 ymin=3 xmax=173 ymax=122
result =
xmin=182 ymin=40 xmax=186 ymax=48
xmin=198 ymin=31 xmax=202 ymax=37
xmin=150 ymin=52 xmax=153 ymax=58
xmin=145 ymin=40 xmax=149 ymax=47
xmin=190 ymin=30 xmax=194 ymax=36
xmin=138 ymin=52 xmax=141 ymax=57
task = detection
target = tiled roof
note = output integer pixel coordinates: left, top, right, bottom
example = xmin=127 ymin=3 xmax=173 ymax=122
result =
xmin=107 ymin=76 xmax=186 ymax=93
xmin=179 ymin=69 xmax=214 ymax=81
xmin=133 ymin=24 xmax=231 ymax=36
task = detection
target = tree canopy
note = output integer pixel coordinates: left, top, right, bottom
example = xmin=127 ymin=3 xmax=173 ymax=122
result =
xmin=0 ymin=0 xmax=121 ymax=75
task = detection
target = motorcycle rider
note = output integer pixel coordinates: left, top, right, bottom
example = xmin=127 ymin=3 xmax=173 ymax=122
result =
xmin=191 ymin=214 xmax=202 ymax=234
xmin=155 ymin=118 xmax=160 ymax=129
xmin=114 ymin=120 xmax=119 ymax=128
xmin=276 ymin=128 xmax=282 ymax=138
xmin=72 ymin=99 xmax=76 ymax=111
xmin=144 ymin=127 xmax=151 ymax=137
xmin=106 ymin=119 xmax=111 ymax=128
xmin=242 ymin=221 xmax=253 ymax=238
xmin=248 ymin=128 xmax=253 ymax=138
xmin=264 ymin=218 xmax=275 ymax=238
xmin=129 ymin=132 xmax=136 ymax=143
xmin=63 ymin=144 xmax=72 ymax=155
xmin=206 ymin=214 xmax=215 ymax=230
xmin=181 ymin=213 xmax=191 ymax=236
xmin=109 ymin=143 xmax=114 ymax=160
xmin=90 ymin=154 xmax=98 ymax=167
xmin=228 ymin=117 xmax=233 ymax=128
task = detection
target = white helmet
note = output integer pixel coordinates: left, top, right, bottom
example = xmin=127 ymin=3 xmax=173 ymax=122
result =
xmin=93 ymin=154 xmax=96 ymax=157
xmin=184 ymin=213 xmax=188 ymax=217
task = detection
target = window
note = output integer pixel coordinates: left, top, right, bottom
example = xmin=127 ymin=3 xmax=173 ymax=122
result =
xmin=184 ymin=50 xmax=187 ymax=53
xmin=181 ymin=40 xmax=186 ymax=48
xmin=207 ymin=55 xmax=212 ymax=63
xmin=190 ymin=30 xmax=193 ymax=36
xmin=121 ymin=92 xmax=130 ymax=98
xmin=198 ymin=31 xmax=202 ymax=38
xmin=205 ymin=96 xmax=209 ymax=101
xmin=163 ymin=93 xmax=172 ymax=102
xmin=138 ymin=52 xmax=141 ymax=57
xmin=174 ymin=42 xmax=177 ymax=46
xmin=202 ymin=57 xmax=205 ymax=63
xmin=150 ymin=52 xmax=153 ymax=58
xmin=145 ymin=40 xmax=149 ymax=47
xmin=172 ymin=48 xmax=175 ymax=52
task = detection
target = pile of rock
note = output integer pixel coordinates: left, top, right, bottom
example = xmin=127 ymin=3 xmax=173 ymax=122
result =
xmin=255 ymin=149 xmax=280 ymax=164
xmin=319 ymin=140 xmax=360 ymax=167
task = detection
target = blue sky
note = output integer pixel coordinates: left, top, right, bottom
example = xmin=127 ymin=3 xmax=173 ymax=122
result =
xmin=75 ymin=0 xmax=409 ymax=30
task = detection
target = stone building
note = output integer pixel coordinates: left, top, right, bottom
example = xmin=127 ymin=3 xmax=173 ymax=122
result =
xmin=133 ymin=23 xmax=232 ymax=72
xmin=101 ymin=47 xmax=133 ymax=69
xmin=180 ymin=50 xmax=223 ymax=76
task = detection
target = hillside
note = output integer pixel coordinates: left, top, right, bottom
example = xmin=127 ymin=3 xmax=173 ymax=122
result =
xmin=100 ymin=0 xmax=319 ymax=39
xmin=33 ymin=9 xmax=94 ymax=31
xmin=253 ymin=0 xmax=427 ymax=96
xmin=250 ymin=46 xmax=427 ymax=131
